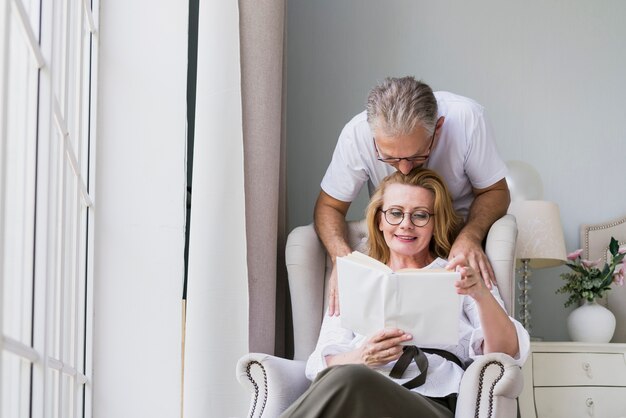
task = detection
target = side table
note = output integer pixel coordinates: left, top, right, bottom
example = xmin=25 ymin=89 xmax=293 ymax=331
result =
xmin=519 ymin=341 xmax=626 ymax=417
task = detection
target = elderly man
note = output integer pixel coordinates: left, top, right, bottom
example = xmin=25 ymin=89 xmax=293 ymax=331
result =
xmin=314 ymin=76 xmax=510 ymax=315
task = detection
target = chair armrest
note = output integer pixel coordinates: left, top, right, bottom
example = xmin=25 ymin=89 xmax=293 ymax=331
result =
xmin=236 ymin=353 xmax=310 ymax=418
xmin=455 ymin=353 xmax=523 ymax=418
xmin=286 ymin=224 xmax=327 ymax=360
xmin=485 ymin=214 xmax=518 ymax=315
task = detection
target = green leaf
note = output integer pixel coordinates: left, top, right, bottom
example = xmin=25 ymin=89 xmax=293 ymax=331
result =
xmin=610 ymin=236 xmax=619 ymax=256
xmin=600 ymin=264 xmax=610 ymax=279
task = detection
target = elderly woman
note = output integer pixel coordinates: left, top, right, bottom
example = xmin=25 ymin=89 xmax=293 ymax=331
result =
xmin=281 ymin=168 xmax=529 ymax=418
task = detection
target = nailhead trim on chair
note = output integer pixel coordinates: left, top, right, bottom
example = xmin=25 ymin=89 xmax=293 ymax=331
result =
xmin=582 ymin=217 xmax=626 ymax=263
xmin=245 ymin=360 xmax=268 ymax=418
xmin=474 ymin=361 xmax=505 ymax=418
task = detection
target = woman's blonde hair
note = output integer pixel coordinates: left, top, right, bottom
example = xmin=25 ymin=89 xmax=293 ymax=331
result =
xmin=365 ymin=168 xmax=463 ymax=264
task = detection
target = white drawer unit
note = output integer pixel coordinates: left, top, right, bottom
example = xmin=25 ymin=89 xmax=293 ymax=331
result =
xmin=519 ymin=342 xmax=626 ymax=418
xmin=533 ymin=352 xmax=626 ymax=387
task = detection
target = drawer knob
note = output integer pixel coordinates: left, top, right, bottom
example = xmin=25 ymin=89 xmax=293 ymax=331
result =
xmin=582 ymin=362 xmax=593 ymax=378
xmin=586 ymin=397 xmax=594 ymax=416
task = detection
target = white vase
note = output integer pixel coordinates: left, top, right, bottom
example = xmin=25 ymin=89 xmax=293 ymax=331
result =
xmin=567 ymin=300 xmax=616 ymax=343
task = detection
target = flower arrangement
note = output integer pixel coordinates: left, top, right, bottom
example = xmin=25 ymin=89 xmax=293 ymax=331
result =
xmin=556 ymin=237 xmax=626 ymax=307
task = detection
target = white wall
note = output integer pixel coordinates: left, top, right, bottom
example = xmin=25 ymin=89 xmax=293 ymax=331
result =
xmin=94 ymin=1 xmax=187 ymax=416
xmin=286 ymin=0 xmax=626 ymax=340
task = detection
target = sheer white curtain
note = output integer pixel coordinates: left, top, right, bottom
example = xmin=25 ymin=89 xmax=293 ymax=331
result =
xmin=94 ymin=1 xmax=187 ymax=417
xmin=183 ymin=2 xmax=249 ymax=417
xmin=184 ymin=0 xmax=286 ymax=416
xmin=0 ymin=0 xmax=9 ymax=408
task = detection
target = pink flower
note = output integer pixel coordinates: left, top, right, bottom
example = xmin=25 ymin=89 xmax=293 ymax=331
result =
xmin=581 ymin=258 xmax=602 ymax=269
xmin=567 ymin=249 xmax=584 ymax=260
xmin=620 ymin=247 xmax=626 ymax=255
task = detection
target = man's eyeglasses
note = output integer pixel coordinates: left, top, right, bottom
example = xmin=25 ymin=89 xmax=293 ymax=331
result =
xmin=373 ymin=128 xmax=436 ymax=164
xmin=380 ymin=208 xmax=434 ymax=227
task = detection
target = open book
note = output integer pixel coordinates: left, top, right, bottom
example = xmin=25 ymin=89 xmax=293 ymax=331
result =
xmin=337 ymin=251 xmax=462 ymax=346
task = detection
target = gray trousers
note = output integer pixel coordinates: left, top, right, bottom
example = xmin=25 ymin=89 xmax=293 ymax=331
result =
xmin=280 ymin=365 xmax=455 ymax=418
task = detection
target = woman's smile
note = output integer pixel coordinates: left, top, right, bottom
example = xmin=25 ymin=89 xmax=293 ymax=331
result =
xmin=394 ymin=234 xmax=417 ymax=242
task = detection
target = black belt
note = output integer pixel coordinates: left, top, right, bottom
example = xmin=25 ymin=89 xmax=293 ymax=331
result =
xmin=390 ymin=345 xmax=465 ymax=390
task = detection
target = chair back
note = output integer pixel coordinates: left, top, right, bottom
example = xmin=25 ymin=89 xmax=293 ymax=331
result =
xmin=286 ymin=215 xmax=518 ymax=361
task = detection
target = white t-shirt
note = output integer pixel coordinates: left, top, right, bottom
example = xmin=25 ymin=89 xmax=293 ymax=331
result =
xmin=320 ymin=91 xmax=508 ymax=219
xmin=305 ymin=258 xmax=530 ymax=398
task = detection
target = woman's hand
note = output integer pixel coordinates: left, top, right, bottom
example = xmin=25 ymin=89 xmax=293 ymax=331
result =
xmin=358 ymin=329 xmax=412 ymax=367
xmin=325 ymin=328 xmax=412 ymax=368
xmin=448 ymin=234 xmax=495 ymax=289
xmin=449 ymin=256 xmax=491 ymax=302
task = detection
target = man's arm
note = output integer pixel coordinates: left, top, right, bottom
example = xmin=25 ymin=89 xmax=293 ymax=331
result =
xmin=447 ymin=178 xmax=511 ymax=286
xmin=314 ymin=190 xmax=352 ymax=316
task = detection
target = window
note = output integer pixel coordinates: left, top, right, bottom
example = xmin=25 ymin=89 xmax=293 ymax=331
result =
xmin=1 ymin=1 xmax=98 ymax=417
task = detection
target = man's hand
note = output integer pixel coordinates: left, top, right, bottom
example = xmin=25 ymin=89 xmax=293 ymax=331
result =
xmin=448 ymin=178 xmax=510 ymax=288
xmin=447 ymin=234 xmax=495 ymax=288
xmin=314 ymin=190 xmax=352 ymax=316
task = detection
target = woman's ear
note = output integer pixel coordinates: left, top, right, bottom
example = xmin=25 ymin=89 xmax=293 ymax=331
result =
xmin=378 ymin=212 xmax=384 ymax=231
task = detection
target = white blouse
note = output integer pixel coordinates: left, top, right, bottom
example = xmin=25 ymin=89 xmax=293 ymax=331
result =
xmin=305 ymin=258 xmax=530 ymax=398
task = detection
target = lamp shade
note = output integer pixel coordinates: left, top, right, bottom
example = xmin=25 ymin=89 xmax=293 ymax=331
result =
xmin=508 ymin=200 xmax=567 ymax=269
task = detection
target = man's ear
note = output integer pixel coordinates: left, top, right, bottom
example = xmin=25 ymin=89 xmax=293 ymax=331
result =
xmin=435 ymin=116 xmax=445 ymax=134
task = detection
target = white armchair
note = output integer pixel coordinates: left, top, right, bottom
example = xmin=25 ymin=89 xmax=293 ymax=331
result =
xmin=236 ymin=214 xmax=523 ymax=417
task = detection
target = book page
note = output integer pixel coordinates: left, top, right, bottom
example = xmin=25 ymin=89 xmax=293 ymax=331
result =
xmin=341 ymin=251 xmax=392 ymax=272
xmin=337 ymin=255 xmax=387 ymax=336
xmin=385 ymin=271 xmax=461 ymax=346
xmin=337 ymin=252 xmax=461 ymax=345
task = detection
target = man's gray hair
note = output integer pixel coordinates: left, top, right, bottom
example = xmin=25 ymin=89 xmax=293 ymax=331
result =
xmin=366 ymin=77 xmax=438 ymax=137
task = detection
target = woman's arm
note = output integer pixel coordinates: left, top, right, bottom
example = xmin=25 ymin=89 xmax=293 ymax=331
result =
xmin=454 ymin=265 xmax=519 ymax=357
xmin=325 ymin=328 xmax=412 ymax=367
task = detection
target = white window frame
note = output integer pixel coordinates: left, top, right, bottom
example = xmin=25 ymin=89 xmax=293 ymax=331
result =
xmin=1 ymin=0 xmax=98 ymax=417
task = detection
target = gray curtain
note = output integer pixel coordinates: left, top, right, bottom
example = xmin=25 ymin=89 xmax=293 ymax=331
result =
xmin=239 ymin=0 xmax=289 ymax=357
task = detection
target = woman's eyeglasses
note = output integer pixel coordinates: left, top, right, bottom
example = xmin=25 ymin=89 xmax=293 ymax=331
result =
xmin=380 ymin=208 xmax=434 ymax=227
